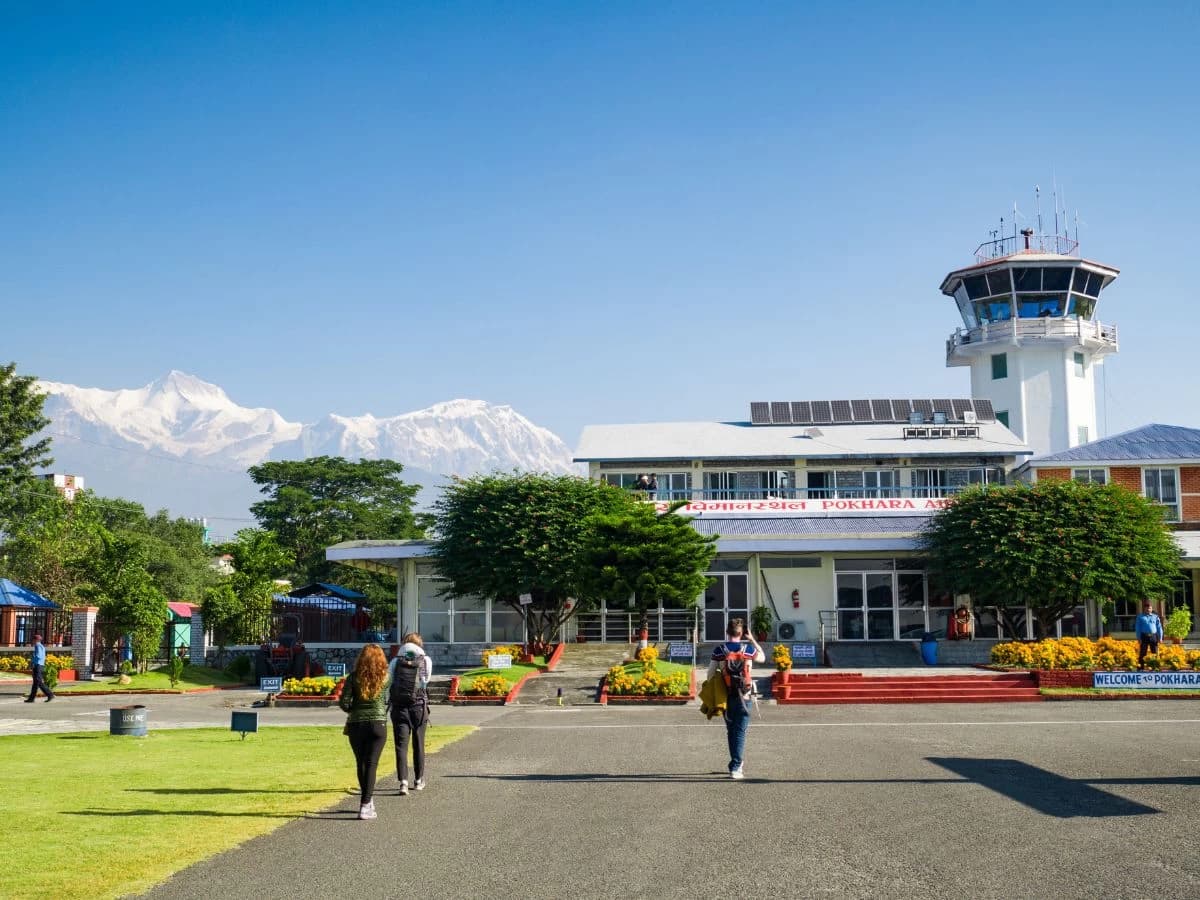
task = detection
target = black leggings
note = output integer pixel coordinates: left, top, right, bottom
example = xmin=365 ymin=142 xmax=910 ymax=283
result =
xmin=346 ymin=721 xmax=387 ymax=803
xmin=392 ymin=703 xmax=428 ymax=784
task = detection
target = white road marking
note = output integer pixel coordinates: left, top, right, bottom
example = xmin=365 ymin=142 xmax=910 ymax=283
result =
xmin=481 ymin=718 xmax=1200 ymax=729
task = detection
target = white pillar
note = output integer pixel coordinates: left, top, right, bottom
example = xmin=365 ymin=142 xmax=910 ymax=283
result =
xmin=71 ymin=606 xmax=98 ymax=678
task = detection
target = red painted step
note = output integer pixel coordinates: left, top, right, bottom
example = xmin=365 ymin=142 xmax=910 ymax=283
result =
xmin=775 ymin=672 xmax=1042 ymax=704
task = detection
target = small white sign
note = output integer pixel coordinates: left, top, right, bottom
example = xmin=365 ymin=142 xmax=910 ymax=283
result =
xmin=324 ymin=663 xmax=346 ymax=678
xmin=519 ymin=593 xmax=533 ymax=605
xmin=487 ymin=654 xmax=513 ymax=669
xmin=259 ymin=676 xmax=283 ymax=693
xmin=667 ymin=642 xmax=693 ymax=659
xmin=792 ymin=643 xmax=817 ymax=658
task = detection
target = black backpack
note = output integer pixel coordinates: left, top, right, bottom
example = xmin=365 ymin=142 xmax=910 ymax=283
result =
xmin=389 ymin=656 xmax=426 ymax=707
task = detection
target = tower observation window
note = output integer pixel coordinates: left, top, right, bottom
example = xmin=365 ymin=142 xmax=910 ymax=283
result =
xmin=976 ymin=301 xmax=1012 ymax=323
xmin=1041 ymin=268 xmax=1072 ymax=291
xmin=1068 ymin=295 xmax=1096 ymax=319
xmin=1018 ymin=294 xmax=1066 ymax=318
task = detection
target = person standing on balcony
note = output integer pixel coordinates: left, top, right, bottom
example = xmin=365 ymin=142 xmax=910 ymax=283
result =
xmin=634 ymin=474 xmax=651 ymax=492
xmin=1135 ymin=600 xmax=1164 ymax=670
xmin=339 ymin=643 xmax=390 ymax=820
xmin=706 ymin=618 xmax=764 ymax=779
xmin=24 ymin=633 xmax=54 ymax=703
xmin=645 ymin=474 xmax=658 ymax=499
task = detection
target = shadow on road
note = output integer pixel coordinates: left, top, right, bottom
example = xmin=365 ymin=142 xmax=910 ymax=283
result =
xmin=927 ymin=757 xmax=1161 ymax=818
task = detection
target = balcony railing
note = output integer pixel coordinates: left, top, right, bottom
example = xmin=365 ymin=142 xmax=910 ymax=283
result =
xmin=634 ymin=484 xmax=997 ymax=502
xmin=974 ymin=232 xmax=1079 ymax=262
xmin=947 ymin=317 xmax=1117 ymax=354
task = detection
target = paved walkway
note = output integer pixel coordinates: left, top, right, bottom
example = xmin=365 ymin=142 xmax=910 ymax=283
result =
xmin=140 ymin=700 xmax=1200 ymax=900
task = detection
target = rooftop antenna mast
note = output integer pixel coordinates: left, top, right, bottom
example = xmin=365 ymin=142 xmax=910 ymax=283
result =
xmin=1052 ymin=175 xmax=1059 ymax=240
xmin=1035 ymin=185 xmax=1043 ymax=239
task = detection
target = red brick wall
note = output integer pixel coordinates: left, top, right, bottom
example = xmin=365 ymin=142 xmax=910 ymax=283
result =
xmin=1181 ymin=467 xmax=1200 ymax=493
xmin=1035 ymin=670 xmax=1094 ymax=688
xmin=1035 ymin=467 xmax=1070 ymax=482
xmin=1183 ymin=496 xmax=1200 ymax=523
xmin=1109 ymin=466 xmax=1143 ymax=492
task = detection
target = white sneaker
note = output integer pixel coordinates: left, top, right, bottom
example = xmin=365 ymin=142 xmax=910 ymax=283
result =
xmin=414 ymin=778 xmax=426 ymax=791
xmin=359 ymin=801 xmax=377 ymax=820
xmin=398 ymin=781 xmax=409 ymax=796
xmin=730 ymin=767 xmax=744 ymax=780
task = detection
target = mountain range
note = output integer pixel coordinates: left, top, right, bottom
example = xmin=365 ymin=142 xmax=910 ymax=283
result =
xmin=37 ymin=371 xmax=579 ymax=538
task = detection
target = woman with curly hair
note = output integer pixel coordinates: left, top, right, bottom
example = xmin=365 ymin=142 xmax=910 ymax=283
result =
xmin=338 ymin=643 xmax=390 ymax=820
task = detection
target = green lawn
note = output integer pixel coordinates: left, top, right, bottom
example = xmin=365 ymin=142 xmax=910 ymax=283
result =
xmin=1041 ymin=687 xmax=1200 ymax=697
xmin=57 ymin=664 xmax=244 ymax=693
xmin=617 ymin=660 xmax=695 ymax=679
xmin=458 ymin=661 xmax=541 ymax=689
xmin=0 ymin=725 xmax=474 ymax=900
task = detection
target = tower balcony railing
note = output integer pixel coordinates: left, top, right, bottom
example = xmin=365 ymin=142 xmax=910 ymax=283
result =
xmin=947 ymin=318 xmax=1117 ymax=355
xmin=974 ymin=233 xmax=1079 ymax=262
xmin=634 ymin=485 xmax=994 ymax=503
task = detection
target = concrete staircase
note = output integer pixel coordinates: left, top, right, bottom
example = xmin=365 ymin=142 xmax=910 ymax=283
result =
xmin=775 ymin=671 xmax=1042 ymax=705
xmin=513 ymin=642 xmax=633 ymax=705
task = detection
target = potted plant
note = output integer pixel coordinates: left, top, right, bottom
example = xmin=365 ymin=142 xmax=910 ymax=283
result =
xmin=1165 ymin=606 xmax=1192 ymax=645
xmin=751 ymin=606 xmax=774 ymax=643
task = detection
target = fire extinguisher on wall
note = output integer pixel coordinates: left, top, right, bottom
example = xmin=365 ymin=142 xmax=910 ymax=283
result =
xmin=791 ymin=589 xmax=800 ymax=609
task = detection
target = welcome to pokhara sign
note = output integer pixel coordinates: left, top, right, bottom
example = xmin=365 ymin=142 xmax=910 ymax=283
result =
xmin=652 ymin=498 xmax=954 ymax=515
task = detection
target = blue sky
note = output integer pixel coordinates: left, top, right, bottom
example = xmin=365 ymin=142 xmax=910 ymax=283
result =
xmin=2 ymin=2 xmax=1198 ymax=447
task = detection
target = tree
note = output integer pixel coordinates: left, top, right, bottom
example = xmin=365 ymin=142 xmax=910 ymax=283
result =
xmin=83 ymin=532 xmax=168 ymax=672
xmin=431 ymin=474 xmax=638 ymax=649
xmin=577 ymin=502 xmax=717 ymax=627
xmin=247 ymin=457 xmax=423 ymax=592
xmin=0 ymin=361 xmax=53 ymax=526
xmin=921 ymin=480 xmax=1182 ymax=639
xmin=202 ymin=529 xmax=293 ymax=649
xmin=96 ymin=500 xmax=217 ymax=603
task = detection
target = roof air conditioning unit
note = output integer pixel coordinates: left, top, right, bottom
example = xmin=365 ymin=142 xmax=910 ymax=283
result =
xmin=776 ymin=621 xmax=805 ymax=641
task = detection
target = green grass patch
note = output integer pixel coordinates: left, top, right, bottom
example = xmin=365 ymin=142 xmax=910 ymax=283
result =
xmin=0 ymin=724 xmax=474 ymax=900
xmin=1036 ymin=696 xmax=1200 ymax=700
xmin=617 ymin=660 xmax=694 ymax=679
xmin=57 ymin=664 xmax=244 ymax=693
xmin=458 ymin=662 xmax=540 ymax=689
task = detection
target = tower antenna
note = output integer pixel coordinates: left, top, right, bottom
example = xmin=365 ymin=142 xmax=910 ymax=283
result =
xmin=1052 ymin=175 xmax=1059 ymax=240
xmin=1035 ymin=185 xmax=1043 ymax=239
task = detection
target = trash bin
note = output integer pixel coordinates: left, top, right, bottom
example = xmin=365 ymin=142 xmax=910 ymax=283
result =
xmin=109 ymin=704 xmax=148 ymax=736
xmin=920 ymin=632 xmax=938 ymax=666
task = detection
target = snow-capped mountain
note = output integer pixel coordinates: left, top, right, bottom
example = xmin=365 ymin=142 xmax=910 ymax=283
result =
xmin=37 ymin=371 xmax=579 ymax=533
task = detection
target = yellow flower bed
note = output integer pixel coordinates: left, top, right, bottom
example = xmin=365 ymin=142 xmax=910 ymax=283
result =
xmin=635 ymin=645 xmax=659 ymax=666
xmin=463 ymin=673 xmax=509 ymax=696
xmin=480 ymin=645 xmax=523 ymax=667
xmin=606 ymin=663 xmax=689 ymax=696
xmin=281 ymin=676 xmax=337 ymax=695
xmin=0 ymin=654 xmax=73 ymax=672
xmin=772 ymin=644 xmax=792 ymax=671
xmin=992 ymin=637 xmax=1200 ymax=671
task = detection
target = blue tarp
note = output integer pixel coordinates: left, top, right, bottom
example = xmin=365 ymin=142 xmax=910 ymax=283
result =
xmin=272 ymin=594 xmax=363 ymax=612
xmin=0 ymin=579 xmax=59 ymax=609
xmin=286 ymin=582 xmax=366 ymax=601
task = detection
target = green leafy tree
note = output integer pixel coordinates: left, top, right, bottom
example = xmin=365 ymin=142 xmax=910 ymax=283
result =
xmin=202 ymin=529 xmax=293 ymax=649
xmin=247 ymin=457 xmax=423 ymax=594
xmin=97 ymin=500 xmax=217 ymax=603
xmin=921 ymin=480 xmax=1181 ymax=639
xmin=84 ymin=532 xmax=168 ymax=672
xmin=577 ymin=502 xmax=717 ymax=628
xmin=431 ymin=474 xmax=637 ymax=649
xmin=0 ymin=361 xmax=53 ymax=526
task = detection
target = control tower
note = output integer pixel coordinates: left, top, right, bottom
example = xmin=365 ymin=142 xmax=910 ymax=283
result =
xmin=940 ymin=229 xmax=1119 ymax=458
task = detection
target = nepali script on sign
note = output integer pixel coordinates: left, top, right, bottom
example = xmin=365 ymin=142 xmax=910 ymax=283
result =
xmin=1093 ymin=672 xmax=1200 ymax=689
xmin=653 ymin=499 xmax=953 ymax=515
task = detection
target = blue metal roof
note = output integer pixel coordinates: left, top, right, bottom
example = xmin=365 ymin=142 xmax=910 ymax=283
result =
xmin=689 ymin=516 xmax=930 ymax=537
xmin=1029 ymin=424 xmax=1200 ymax=463
xmin=286 ymin=582 xmax=366 ymax=601
xmin=0 ymin=579 xmax=59 ymax=609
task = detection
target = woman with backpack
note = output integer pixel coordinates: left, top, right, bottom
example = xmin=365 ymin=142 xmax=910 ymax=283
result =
xmin=388 ymin=632 xmax=433 ymax=796
xmin=339 ymin=643 xmax=390 ymax=820
xmin=706 ymin=618 xmax=765 ymax=780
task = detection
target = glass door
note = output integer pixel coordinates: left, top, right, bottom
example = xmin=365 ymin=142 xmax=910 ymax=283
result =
xmin=704 ymin=572 xmax=749 ymax=641
xmin=896 ymin=572 xmax=926 ymax=639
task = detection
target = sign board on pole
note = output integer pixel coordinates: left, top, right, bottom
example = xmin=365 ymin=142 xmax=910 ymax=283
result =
xmin=792 ymin=643 xmax=819 ymax=666
xmin=259 ymin=676 xmax=283 ymax=693
xmin=519 ymin=593 xmax=533 ymax=606
xmin=487 ymin=654 xmax=513 ymax=669
xmin=324 ymin=663 xmax=346 ymax=679
xmin=230 ymin=710 xmax=259 ymax=739
xmin=667 ymin=642 xmax=693 ymax=661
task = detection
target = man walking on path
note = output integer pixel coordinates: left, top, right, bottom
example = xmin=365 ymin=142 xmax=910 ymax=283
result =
xmin=25 ymin=633 xmax=54 ymax=703
xmin=1136 ymin=601 xmax=1164 ymax=670
xmin=706 ymin=618 xmax=764 ymax=779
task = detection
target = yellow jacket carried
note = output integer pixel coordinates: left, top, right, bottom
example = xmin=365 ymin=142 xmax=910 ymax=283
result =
xmin=699 ymin=672 xmax=727 ymax=720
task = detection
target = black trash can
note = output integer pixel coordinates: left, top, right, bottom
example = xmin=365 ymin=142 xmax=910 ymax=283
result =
xmin=920 ymin=632 xmax=938 ymax=666
xmin=109 ymin=704 xmax=148 ymax=736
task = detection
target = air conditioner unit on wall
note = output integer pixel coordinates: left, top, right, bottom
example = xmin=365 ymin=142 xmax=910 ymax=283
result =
xmin=777 ymin=621 xmax=806 ymax=641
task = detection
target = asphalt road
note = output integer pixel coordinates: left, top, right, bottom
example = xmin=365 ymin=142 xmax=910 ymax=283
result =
xmin=133 ymin=700 xmax=1200 ymax=900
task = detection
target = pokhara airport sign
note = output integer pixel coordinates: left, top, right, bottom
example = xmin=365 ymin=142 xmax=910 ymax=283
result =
xmin=652 ymin=498 xmax=954 ymax=515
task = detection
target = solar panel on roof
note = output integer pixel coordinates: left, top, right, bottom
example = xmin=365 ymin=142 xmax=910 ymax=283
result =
xmin=912 ymin=399 xmax=934 ymax=418
xmin=952 ymin=399 xmax=974 ymax=419
xmin=891 ymin=399 xmax=913 ymax=421
xmin=770 ymin=401 xmax=791 ymax=424
xmin=972 ymin=398 xmax=996 ymax=421
xmin=932 ymin=399 xmax=955 ymax=420
xmin=871 ymin=399 xmax=893 ymax=422
xmin=851 ymin=399 xmax=873 ymax=421
xmin=750 ymin=402 xmax=770 ymax=425
xmin=791 ymin=401 xmax=812 ymax=424
xmin=831 ymin=400 xmax=853 ymax=423
xmin=811 ymin=400 xmax=832 ymax=424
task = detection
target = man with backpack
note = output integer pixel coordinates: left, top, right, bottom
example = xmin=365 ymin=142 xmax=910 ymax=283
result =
xmin=706 ymin=617 xmax=765 ymax=779
xmin=387 ymin=632 xmax=433 ymax=795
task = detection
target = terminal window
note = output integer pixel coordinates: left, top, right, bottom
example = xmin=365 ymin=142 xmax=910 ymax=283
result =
xmin=991 ymin=353 xmax=1007 ymax=380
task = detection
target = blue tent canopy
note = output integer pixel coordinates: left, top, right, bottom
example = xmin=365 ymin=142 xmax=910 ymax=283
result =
xmin=272 ymin=594 xmax=363 ymax=612
xmin=287 ymin=582 xmax=366 ymax=601
xmin=0 ymin=579 xmax=59 ymax=609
